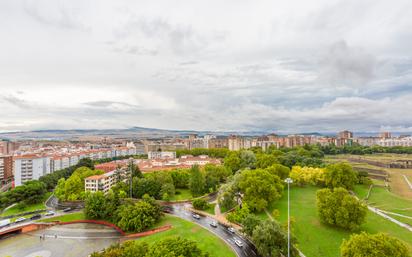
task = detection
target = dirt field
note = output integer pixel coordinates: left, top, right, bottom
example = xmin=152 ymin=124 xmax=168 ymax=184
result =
xmin=325 ymin=154 xmax=412 ymax=198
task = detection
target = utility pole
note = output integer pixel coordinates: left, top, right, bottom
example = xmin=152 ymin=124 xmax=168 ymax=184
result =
xmin=284 ymin=177 xmax=293 ymax=257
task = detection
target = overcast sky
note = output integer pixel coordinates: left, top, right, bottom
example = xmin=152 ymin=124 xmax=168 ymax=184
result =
xmin=1 ymin=0 xmax=412 ymax=133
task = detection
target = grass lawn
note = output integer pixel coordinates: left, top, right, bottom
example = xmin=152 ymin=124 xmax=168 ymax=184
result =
xmin=353 ymin=184 xmax=370 ymax=200
xmin=1 ymin=192 xmax=52 ymax=217
xmin=204 ymin=203 xmax=216 ymax=215
xmin=136 ymin=215 xmax=236 ymax=257
xmin=38 ymin=212 xmax=86 ymax=222
xmin=264 ymin=186 xmax=412 ymax=257
xmin=169 ymin=189 xmax=193 ymax=201
xmin=366 ymin=186 xmax=412 ymax=217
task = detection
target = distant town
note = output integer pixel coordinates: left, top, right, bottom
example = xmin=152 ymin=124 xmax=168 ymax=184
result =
xmin=1 ymin=129 xmax=411 ymax=190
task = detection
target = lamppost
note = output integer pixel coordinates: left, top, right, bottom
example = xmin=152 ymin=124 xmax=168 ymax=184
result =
xmin=284 ymin=177 xmax=293 ymax=257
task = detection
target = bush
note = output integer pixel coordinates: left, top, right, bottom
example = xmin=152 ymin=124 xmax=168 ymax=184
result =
xmin=341 ymin=232 xmax=410 ymax=257
xmin=192 ymin=198 xmax=208 ymax=210
xmin=289 ymin=166 xmax=325 ymax=186
xmin=324 ymin=163 xmax=358 ymax=190
xmin=317 ymin=187 xmax=367 ymax=231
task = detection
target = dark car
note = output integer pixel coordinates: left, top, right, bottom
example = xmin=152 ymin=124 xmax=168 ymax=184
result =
xmin=30 ymin=214 xmax=41 ymax=220
xmin=63 ymin=207 xmax=72 ymax=212
xmin=161 ymin=206 xmax=174 ymax=213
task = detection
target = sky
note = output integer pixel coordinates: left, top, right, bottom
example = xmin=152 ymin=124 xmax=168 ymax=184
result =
xmin=1 ymin=0 xmax=412 ymax=133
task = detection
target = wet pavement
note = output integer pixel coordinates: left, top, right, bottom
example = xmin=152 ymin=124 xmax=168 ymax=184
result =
xmin=0 ymin=223 xmax=121 ymax=257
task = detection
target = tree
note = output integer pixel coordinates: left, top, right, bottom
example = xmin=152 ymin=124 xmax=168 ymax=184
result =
xmin=147 ymin=237 xmax=209 ymax=257
xmin=224 ymin=152 xmax=242 ymax=173
xmin=84 ymin=191 xmax=107 ymax=220
xmin=115 ymin=199 xmax=162 ymax=232
xmin=133 ymin=176 xmax=162 ymax=199
xmin=218 ymin=182 xmax=237 ymax=211
xmin=54 ymin=167 xmax=104 ymax=201
xmin=227 ymin=203 xmax=251 ymax=223
xmin=204 ymin=164 xmax=231 ymax=192
xmin=341 ymin=232 xmax=410 ymax=257
xmin=189 ymin=165 xmax=206 ymax=197
xmin=256 ymin=154 xmax=279 ymax=169
xmin=77 ymin=158 xmax=95 ymax=170
xmin=289 ymin=166 xmax=325 ymax=186
xmin=160 ymin=183 xmax=175 ymax=201
xmin=317 ymin=187 xmax=367 ymax=230
xmin=242 ymin=214 xmax=261 ymax=237
xmin=236 ymin=169 xmax=284 ymax=211
xmin=170 ymin=169 xmax=191 ymax=188
xmin=264 ymin=164 xmax=290 ymax=180
xmin=192 ymin=198 xmax=209 ymax=210
xmin=240 ymin=150 xmax=257 ymax=169
xmin=252 ymin=220 xmax=298 ymax=257
xmin=324 ymin=163 xmax=358 ymax=190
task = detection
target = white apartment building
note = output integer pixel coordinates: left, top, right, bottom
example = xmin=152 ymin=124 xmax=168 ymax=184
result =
xmin=378 ymin=137 xmax=412 ymax=147
xmin=14 ymin=155 xmax=51 ymax=186
xmin=84 ymin=170 xmax=118 ymax=194
xmin=148 ymin=151 xmax=176 ymax=159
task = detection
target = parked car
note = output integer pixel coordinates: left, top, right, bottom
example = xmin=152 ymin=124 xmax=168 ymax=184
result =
xmin=63 ymin=207 xmax=72 ymax=212
xmin=228 ymin=227 xmax=235 ymax=233
xmin=45 ymin=211 xmax=55 ymax=216
xmin=192 ymin=214 xmax=201 ymax=219
xmin=15 ymin=217 xmax=27 ymax=223
xmin=234 ymin=239 xmax=244 ymax=248
xmin=209 ymin=221 xmax=218 ymax=227
xmin=30 ymin=214 xmax=41 ymax=220
xmin=0 ymin=219 xmax=11 ymax=228
xmin=161 ymin=206 xmax=173 ymax=213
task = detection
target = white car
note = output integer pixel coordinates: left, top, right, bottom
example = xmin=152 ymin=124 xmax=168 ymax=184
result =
xmin=210 ymin=221 xmax=218 ymax=227
xmin=192 ymin=214 xmax=201 ymax=219
xmin=15 ymin=217 xmax=26 ymax=223
xmin=45 ymin=211 xmax=55 ymax=216
xmin=234 ymin=239 xmax=244 ymax=248
xmin=228 ymin=227 xmax=235 ymax=233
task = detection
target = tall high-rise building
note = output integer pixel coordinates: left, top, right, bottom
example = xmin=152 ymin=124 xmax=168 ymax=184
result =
xmin=379 ymin=132 xmax=392 ymax=139
xmin=338 ymin=130 xmax=353 ymax=139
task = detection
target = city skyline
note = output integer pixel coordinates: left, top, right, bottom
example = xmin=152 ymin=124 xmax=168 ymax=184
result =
xmin=1 ymin=0 xmax=412 ymax=133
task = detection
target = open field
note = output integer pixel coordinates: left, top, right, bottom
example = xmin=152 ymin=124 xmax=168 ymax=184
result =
xmin=1 ymin=192 xmax=52 ymax=217
xmin=136 ymin=215 xmax=236 ymax=257
xmin=169 ymin=188 xmax=193 ymax=201
xmin=325 ymin=154 xmax=412 ymax=198
xmin=260 ymin=186 xmax=412 ymax=257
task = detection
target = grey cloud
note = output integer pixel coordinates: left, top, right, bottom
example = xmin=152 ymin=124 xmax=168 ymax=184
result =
xmin=318 ymin=40 xmax=376 ymax=87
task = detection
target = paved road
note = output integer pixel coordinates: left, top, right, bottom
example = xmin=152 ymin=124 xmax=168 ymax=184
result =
xmin=170 ymin=203 xmax=259 ymax=257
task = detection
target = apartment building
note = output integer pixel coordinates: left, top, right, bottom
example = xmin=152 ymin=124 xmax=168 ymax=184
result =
xmin=0 ymin=155 xmax=13 ymax=185
xmin=84 ymin=170 xmax=119 ymax=194
xmin=148 ymin=151 xmax=176 ymax=159
xmin=14 ymin=155 xmax=51 ymax=186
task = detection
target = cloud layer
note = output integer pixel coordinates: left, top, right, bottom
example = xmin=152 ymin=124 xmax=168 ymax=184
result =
xmin=1 ymin=0 xmax=412 ymax=133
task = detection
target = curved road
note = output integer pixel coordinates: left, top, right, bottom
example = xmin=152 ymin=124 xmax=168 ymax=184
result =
xmin=170 ymin=203 xmax=259 ymax=257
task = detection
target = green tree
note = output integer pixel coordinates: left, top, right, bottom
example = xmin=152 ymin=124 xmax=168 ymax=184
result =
xmin=324 ymin=163 xmax=358 ymax=190
xmin=236 ymin=169 xmax=284 ymax=211
xmin=147 ymin=237 xmax=209 ymax=257
xmin=264 ymin=164 xmax=290 ymax=180
xmin=256 ymin=154 xmax=279 ymax=169
xmin=115 ymin=200 xmax=161 ymax=232
xmin=224 ymin=152 xmax=242 ymax=173
xmin=341 ymin=232 xmax=410 ymax=257
xmin=242 ymin=214 xmax=261 ymax=237
xmin=160 ymin=183 xmax=175 ymax=201
xmin=227 ymin=203 xmax=251 ymax=223
xmin=84 ymin=191 xmax=107 ymax=219
xmin=192 ymin=198 xmax=209 ymax=210
xmin=317 ymin=187 xmax=367 ymax=230
xmin=189 ymin=165 xmax=205 ymax=197
xmin=252 ymin=220 xmax=298 ymax=257
xmin=240 ymin=150 xmax=257 ymax=169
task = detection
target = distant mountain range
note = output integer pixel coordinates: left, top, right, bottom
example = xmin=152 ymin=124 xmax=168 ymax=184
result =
xmin=1 ymin=126 xmax=408 ymax=141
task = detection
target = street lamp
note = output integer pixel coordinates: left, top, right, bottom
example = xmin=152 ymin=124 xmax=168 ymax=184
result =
xmin=284 ymin=177 xmax=293 ymax=257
